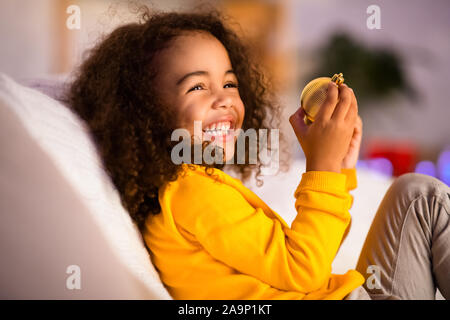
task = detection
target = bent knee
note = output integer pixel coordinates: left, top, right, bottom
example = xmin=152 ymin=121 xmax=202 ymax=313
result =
xmin=390 ymin=173 xmax=449 ymax=200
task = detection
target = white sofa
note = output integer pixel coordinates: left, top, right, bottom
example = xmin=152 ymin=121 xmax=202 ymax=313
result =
xmin=0 ymin=73 xmax=171 ymax=299
xmin=0 ymin=72 xmax=395 ymax=299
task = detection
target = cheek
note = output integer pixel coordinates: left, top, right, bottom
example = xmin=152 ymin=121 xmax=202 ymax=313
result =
xmin=235 ymin=99 xmax=245 ymax=127
xmin=177 ymin=101 xmax=209 ymax=132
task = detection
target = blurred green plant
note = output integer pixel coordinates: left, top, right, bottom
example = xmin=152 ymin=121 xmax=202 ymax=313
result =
xmin=305 ymin=32 xmax=417 ymax=107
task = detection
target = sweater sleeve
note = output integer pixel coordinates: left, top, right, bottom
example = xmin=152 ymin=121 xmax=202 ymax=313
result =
xmin=341 ymin=168 xmax=357 ymax=208
xmin=341 ymin=168 xmax=357 ymax=191
xmin=169 ymin=171 xmax=352 ymax=293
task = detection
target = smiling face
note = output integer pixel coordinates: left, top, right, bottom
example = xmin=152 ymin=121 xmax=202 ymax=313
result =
xmin=153 ymin=31 xmax=245 ymax=162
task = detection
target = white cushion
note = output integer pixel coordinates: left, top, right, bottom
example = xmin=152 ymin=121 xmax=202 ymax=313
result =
xmin=0 ymin=73 xmax=172 ymax=299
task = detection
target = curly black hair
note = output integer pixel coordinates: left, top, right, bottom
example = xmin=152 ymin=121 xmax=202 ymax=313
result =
xmin=66 ymin=5 xmax=290 ymax=231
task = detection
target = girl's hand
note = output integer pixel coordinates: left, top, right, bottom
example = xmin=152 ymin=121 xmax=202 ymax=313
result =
xmin=342 ymin=115 xmax=363 ymax=169
xmin=289 ymin=82 xmax=357 ymax=173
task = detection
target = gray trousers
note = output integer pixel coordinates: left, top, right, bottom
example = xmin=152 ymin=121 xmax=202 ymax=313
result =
xmin=347 ymin=173 xmax=450 ymax=300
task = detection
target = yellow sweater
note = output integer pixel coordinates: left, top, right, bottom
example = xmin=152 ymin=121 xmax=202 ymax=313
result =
xmin=143 ymin=163 xmax=365 ymax=300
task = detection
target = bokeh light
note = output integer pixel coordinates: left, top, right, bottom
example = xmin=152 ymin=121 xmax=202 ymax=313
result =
xmin=437 ymin=149 xmax=450 ymax=185
xmin=414 ymin=161 xmax=437 ymax=178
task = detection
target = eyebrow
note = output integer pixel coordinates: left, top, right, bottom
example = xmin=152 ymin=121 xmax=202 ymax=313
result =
xmin=176 ymin=69 xmax=235 ymax=86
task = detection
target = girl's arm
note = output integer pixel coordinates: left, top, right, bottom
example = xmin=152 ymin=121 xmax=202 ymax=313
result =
xmin=168 ymin=169 xmax=355 ymax=293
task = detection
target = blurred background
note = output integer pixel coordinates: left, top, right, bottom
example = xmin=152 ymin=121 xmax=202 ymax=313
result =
xmin=1 ymin=0 xmax=449 ymax=184
xmin=1 ymin=0 xmax=449 ymax=298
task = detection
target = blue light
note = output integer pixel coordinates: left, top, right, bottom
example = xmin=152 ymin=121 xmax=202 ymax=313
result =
xmin=356 ymin=159 xmax=369 ymax=170
xmin=414 ymin=161 xmax=437 ymax=177
xmin=369 ymin=158 xmax=393 ymax=177
xmin=437 ymin=150 xmax=450 ymax=186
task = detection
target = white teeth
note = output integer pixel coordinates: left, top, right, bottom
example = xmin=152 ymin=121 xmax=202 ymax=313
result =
xmin=204 ymin=121 xmax=231 ymax=131
xmin=203 ymin=127 xmax=232 ymax=136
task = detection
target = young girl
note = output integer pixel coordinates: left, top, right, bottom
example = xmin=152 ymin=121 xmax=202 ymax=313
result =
xmin=67 ymin=8 xmax=450 ymax=300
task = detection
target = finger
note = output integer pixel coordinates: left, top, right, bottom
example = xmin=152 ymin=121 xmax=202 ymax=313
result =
xmin=315 ymin=81 xmax=339 ymax=122
xmin=331 ymin=84 xmax=352 ymax=121
xmin=289 ymin=107 xmax=308 ymax=136
xmin=348 ymin=131 xmax=362 ymax=152
xmin=288 ymin=106 xmax=302 ymax=126
xmin=354 ymin=115 xmax=363 ymax=133
xmin=349 ymin=116 xmax=363 ymax=145
xmin=351 ymin=121 xmax=362 ymax=141
xmin=355 ymin=119 xmax=363 ymax=143
xmin=296 ymin=107 xmax=310 ymax=134
xmin=345 ymin=88 xmax=358 ymax=122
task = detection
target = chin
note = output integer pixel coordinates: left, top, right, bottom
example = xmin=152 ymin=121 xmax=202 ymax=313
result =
xmin=212 ymin=140 xmax=236 ymax=164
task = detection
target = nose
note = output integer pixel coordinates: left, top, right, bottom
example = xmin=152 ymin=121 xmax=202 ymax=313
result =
xmin=211 ymin=92 xmax=233 ymax=109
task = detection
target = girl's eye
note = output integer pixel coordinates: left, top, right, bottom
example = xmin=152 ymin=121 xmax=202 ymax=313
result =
xmin=187 ymin=83 xmax=205 ymax=93
xmin=224 ymin=82 xmax=239 ymax=89
xmin=187 ymin=82 xmax=238 ymax=93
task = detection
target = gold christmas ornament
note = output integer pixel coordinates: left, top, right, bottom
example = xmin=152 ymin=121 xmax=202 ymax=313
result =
xmin=300 ymin=73 xmax=344 ymax=125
